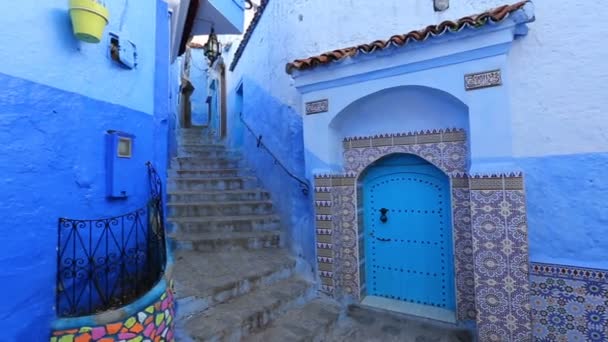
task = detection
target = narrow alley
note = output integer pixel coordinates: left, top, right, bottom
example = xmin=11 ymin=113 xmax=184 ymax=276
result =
xmin=1 ymin=1 xmax=607 ymax=342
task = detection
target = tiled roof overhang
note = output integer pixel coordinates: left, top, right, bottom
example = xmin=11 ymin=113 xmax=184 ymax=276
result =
xmin=229 ymin=0 xmax=270 ymax=71
xmin=286 ymin=1 xmax=530 ymax=74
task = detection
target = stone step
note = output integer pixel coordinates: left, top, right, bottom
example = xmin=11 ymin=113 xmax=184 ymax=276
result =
xmin=178 ymin=128 xmax=205 ymax=136
xmin=328 ymin=304 xmax=474 ymax=342
xmin=179 ymin=136 xmax=216 ymax=144
xmin=173 ymin=249 xmax=297 ymax=321
xmin=172 ymin=157 xmax=240 ymax=170
xmin=168 ymin=214 xmax=281 ymax=234
xmin=170 ymin=168 xmax=251 ymax=178
xmin=245 ymin=298 xmax=342 ymax=342
xmin=177 ymin=149 xmax=241 ymax=159
xmin=168 ymin=189 xmax=271 ymax=202
xmin=170 ymin=230 xmax=282 ymax=252
xmin=168 ymin=200 xmax=275 ymax=217
xmin=179 ymin=277 xmax=315 ymax=341
xmin=179 ymin=143 xmax=226 ymax=150
xmin=168 ymin=176 xmax=257 ymax=191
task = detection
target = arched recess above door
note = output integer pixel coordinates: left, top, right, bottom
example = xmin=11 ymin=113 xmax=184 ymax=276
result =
xmin=330 ymin=85 xmax=469 ymax=142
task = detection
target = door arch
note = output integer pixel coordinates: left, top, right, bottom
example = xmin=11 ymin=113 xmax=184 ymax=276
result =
xmin=361 ymin=153 xmax=455 ymax=320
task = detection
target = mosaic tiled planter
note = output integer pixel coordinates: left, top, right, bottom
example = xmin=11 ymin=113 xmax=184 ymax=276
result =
xmin=50 ymin=279 xmax=175 ymax=342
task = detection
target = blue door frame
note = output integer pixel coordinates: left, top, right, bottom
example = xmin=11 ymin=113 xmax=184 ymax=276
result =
xmin=362 ymin=153 xmax=455 ymax=312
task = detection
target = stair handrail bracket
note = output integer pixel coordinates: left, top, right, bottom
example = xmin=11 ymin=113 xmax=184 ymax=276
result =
xmin=55 ymin=162 xmax=167 ymax=318
xmin=239 ymin=112 xmax=310 ymax=196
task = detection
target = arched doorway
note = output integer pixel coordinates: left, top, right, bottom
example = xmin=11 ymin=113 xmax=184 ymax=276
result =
xmin=360 ymin=153 xmax=456 ymax=321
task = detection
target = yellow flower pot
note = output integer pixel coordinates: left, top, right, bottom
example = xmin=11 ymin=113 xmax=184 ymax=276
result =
xmin=69 ymin=0 xmax=110 ymax=43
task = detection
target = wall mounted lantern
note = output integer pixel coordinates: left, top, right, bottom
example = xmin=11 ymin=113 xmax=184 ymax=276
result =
xmin=203 ymin=28 xmax=221 ymax=65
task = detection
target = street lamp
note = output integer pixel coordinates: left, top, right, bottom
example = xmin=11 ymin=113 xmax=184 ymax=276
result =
xmin=203 ymin=28 xmax=221 ymax=65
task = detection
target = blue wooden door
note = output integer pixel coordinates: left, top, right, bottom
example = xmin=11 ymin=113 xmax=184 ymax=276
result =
xmin=363 ymin=154 xmax=455 ymax=311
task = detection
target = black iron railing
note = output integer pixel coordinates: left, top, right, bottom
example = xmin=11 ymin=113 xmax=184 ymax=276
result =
xmin=240 ymin=112 xmax=310 ymax=195
xmin=55 ymin=163 xmax=167 ymax=317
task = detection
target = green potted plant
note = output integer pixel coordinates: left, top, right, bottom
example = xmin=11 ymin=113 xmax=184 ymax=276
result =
xmin=69 ymin=0 xmax=110 ymax=43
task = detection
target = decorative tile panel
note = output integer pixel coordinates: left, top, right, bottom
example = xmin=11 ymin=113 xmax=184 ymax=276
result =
xmin=331 ymin=184 xmax=359 ymax=298
xmin=452 ymin=175 xmax=477 ymax=321
xmin=305 ymin=99 xmax=329 ymax=115
xmin=530 ymin=262 xmax=608 ymax=342
xmin=470 ymin=174 xmax=532 ymax=341
xmin=343 ymin=129 xmax=468 ymax=175
xmin=314 ymin=176 xmax=335 ymax=294
xmin=465 ymin=70 xmax=502 ymax=91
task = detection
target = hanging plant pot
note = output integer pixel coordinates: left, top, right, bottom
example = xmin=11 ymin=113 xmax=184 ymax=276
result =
xmin=69 ymin=0 xmax=109 ymax=43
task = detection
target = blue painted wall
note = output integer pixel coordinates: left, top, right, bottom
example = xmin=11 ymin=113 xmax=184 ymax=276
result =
xmin=227 ymin=82 xmax=245 ymax=148
xmin=0 ymin=1 xmax=158 ymax=114
xmin=517 ymin=153 xmax=608 ymax=270
xmin=225 ymin=79 xmax=316 ymax=269
xmin=0 ymin=0 xmax=171 ymax=340
xmin=168 ymin=56 xmax=182 ymax=159
xmin=189 ymin=49 xmax=210 ymax=126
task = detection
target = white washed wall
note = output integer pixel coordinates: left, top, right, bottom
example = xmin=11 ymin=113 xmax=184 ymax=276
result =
xmin=220 ymin=0 xmax=607 ymax=157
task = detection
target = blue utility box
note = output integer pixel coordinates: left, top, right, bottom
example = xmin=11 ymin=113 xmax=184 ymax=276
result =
xmin=105 ymin=130 xmax=135 ymax=199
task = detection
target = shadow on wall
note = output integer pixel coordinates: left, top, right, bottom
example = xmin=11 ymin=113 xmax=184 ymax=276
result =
xmin=49 ymin=9 xmax=81 ymax=51
xmin=330 ymin=85 xmax=470 ymax=139
xmin=227 ymin=79 xmax=316 ymax=271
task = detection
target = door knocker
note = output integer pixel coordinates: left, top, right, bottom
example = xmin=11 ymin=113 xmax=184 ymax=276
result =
xmin=379 ymin=208 xmax=389 ymax=223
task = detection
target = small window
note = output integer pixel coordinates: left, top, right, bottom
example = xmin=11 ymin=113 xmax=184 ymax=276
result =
xmin=117 ymin=137 xmax=132 ymax=158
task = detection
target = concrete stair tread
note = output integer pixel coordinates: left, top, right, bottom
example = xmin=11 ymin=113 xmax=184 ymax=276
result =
xmin=175 ymin=156 xmax=239 ymax=161
xmin=177 ymin=145 xmax=233 ymax=148
xmin=172 ymin=176 xmax=256 ymax=181
xmin=173 ymin=248 xmax=296 ymax=300
xmin=181 ymin=277 xmax=313 ymax=340
xmin=174 ymin=168 xmax=249 ymax=173
xmin=168 ymin=188 xmax=266 ymax=193
xmin=168 ymin=200 xmax=274 ymax=207
xmin=178 ymin=145 xmax=226 ymax=149
xmin=245 ymin=298 xmax=342 ymax=342
xmin=168 ymin=188 xmax=268 ymax=195
xmin=168 ymin=214 xmax=280 ymax=222
xmin=170 ymin=230 xmax=281 ymax=241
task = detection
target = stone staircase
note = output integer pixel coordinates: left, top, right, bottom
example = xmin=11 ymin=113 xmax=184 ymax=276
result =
xmin=169 ymin=127 xmax=342 ymax=341
xmin=169 ymin=127 xmax=475 ymax=342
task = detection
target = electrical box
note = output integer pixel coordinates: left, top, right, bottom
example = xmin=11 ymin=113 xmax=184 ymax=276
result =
xmin=105 ymin=130 xmax=135 ymax=199
xmin=109 ymin=32 xmax=138 ymax=69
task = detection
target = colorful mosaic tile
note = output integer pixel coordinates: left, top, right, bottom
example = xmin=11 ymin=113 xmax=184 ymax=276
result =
xmin=531 ymin=262 xmax=608 ymax=342
xmin=470 ymin=175 xmax=532 ymax=341
xmin=51 ymin=285 xmax=175 ymax=342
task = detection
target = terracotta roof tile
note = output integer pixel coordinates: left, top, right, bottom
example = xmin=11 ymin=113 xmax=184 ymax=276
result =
xmin=286 ymin=1 xmax=529 ymax=74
